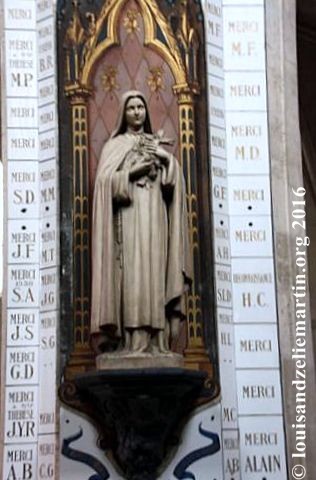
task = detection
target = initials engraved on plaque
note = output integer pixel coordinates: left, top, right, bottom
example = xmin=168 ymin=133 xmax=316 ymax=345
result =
xmin=207 ymin=16 xmax=221 ymax=40
xmin=7 ymin=310 xmax=38 ymax=346
xmin=40 ymin=269 xmax=57 ymax=310
xmin=11 ymin=233 xmax=36 ymax=258
xmin=224 ymin=5 xmax=265 ymax=71
xmin=38 ymin=18 xmax=54 ymax=78
xmin=221 ymin=330 xmax=233 ymax=346
xmin=242 ymin=292 xmax=266 ymax=307
xmin=8 ymin=267 xmax=39 ymax=307
xmin=232 ymin=259 xmax=276 ymax=322
xmin=214 ymin=184 xmax=227 ymax=200
xmin=8 ymin=163 xmax=39 ymax=219
xmin=9 ymin=220 xmax=39 ymax=264
xmin=40 ymin=162 xmax=56 ymax=216
xmin=223 ymin=406 xmax=237 ymax=424
xmin=6 ymin=30 xmax=37 ymax=96
xmin=4 ymin=445 xmax=36 ymax=480
xmin=5 ymin=386 xmax=38 ymax=442
xmin=40 ymin=312 xmax=56 ymax=348
xmin=38 ymin=437 xmax=56 ymax=479
xmin=216 ymin=266 xmax=232 ymax=306
xmin=239 ymin=416 xmax=287 ymax=477
xmin=223 ymin=430 xmax=240 ymax=477
xmin=41 ymin=219 xmax=57 ymax=267
xmin=231 ymin=40 xmax=257 ymax=57
xmin=226 ymin=112 xmax=269 ymax=174
xmin=7 ymin=347 xmax=39 ymax=384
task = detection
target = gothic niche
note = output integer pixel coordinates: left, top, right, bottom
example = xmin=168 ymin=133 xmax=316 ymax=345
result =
xmin=57 ymin=0 xmax=218 ymax=424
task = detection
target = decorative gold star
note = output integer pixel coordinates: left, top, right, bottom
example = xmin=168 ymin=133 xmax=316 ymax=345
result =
xmin=147 ymin=67 xmax=165 ymax=93
xmin=101 ymin=66 xmax=120 ymax=93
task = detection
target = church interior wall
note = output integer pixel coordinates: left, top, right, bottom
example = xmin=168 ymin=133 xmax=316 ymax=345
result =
xmin=0 ymin=0 xmax=314 ymax=479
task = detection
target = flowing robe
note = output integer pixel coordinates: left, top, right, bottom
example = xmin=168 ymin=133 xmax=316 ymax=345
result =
xmin=91 ymin=133 xmax=192 ymax=337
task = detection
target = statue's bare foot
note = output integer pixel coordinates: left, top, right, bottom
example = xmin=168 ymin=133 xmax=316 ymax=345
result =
xmin=120 ymin=330 xmax=131 ymax=353
xmin=131 ymin=329 xmax=150 ymax=353
xmin=158 ymin=331 xmax=170 ymax=354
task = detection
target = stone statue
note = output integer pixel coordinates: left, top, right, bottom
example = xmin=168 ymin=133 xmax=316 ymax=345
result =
xmin=91 ymin=90 xmax=192 ymax=362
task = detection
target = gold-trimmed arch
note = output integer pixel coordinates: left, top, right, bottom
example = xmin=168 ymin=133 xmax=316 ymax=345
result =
xmin=80 ymin=0 xmax=187 ymax=87
xmin=62 ymin=0 xmax=213 ymax=382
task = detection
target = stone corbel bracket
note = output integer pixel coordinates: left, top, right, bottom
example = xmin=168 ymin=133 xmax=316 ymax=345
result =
xmin=59 ymin=368 xmax=219 ymax=480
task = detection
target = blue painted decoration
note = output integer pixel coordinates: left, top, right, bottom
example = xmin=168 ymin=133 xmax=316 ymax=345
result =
xmin=173 ymin=423 xmax=221 ymax=480
xmin=62 ymin=427 xmax=110 ymax=480
xmin=62 ymin=421 xmax=220 ymax=480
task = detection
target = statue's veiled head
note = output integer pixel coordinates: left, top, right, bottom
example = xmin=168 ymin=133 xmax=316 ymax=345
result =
xmin=111 ymin=90 xmax=153 ymax=137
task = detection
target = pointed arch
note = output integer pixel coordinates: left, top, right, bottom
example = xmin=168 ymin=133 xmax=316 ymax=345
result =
xmin=81 ymin=0 xmax=187 ymax=87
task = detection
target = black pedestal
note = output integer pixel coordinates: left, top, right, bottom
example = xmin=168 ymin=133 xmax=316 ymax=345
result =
xmin=60 ymin=368 xmax=213 ymax=480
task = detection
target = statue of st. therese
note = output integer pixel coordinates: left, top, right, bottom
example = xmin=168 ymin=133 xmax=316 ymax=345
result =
xmin=91 ymin=91 xmax=192 ymax=356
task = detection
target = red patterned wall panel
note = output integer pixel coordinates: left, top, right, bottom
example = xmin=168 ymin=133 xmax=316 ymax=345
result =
xmin=88 ymin=0 xmax=180 ymax=191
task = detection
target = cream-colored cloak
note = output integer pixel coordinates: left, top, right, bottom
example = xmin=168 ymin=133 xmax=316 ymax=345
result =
xmin=90 ymin=91 xmax=192 ymax=338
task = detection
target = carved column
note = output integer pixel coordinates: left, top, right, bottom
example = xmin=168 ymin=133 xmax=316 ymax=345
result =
xmin=65 ymin=90 xmax=95 ymax=379
xmin=176 ymin=89 xmax=212 ymax=375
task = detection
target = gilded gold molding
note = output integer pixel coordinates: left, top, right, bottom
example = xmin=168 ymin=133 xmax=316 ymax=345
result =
xmin=177 ymin=0 xmax=199 ymax=83
xmin=62 ymin=0 xmax=212 ymax=374
xmin=78 ymin=0 xmax=187 ymax=88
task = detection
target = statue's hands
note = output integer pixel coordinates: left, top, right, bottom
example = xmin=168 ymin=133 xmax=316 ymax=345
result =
xmin=129 ymin=157 xmax=154 ymax=181
xmin=143 ymin=139 xmax=170 ymax=165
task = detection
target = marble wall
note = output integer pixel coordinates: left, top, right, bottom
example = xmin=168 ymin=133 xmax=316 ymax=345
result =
xmin=1 ymin=0 xmax=311 ymax=478
xmin=1 ymin=1 xmax=59 ymax=479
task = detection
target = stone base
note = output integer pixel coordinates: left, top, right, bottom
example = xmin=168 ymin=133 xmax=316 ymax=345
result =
xmin=96 ymin=351 xmax=184 ymax=370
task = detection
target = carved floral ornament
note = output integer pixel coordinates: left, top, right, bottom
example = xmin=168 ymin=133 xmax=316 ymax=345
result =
xmin=100 ymin=64 xmax=165 ymax=94
xmin=101 ymin=65 xmax=120 ymax=93
xmin=123 ymin=9 xmax=140 ymax=34
xmin=147 ymin=66 xmax=165 ymax=93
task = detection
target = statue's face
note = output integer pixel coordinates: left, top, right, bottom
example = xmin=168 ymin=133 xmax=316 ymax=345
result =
xmin=125 ymin=97 xmax=146 ymax=129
